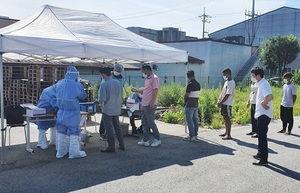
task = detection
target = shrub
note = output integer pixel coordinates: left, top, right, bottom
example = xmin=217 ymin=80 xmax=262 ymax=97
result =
xmin=123 ymin=83 xmax=133 ymax=99
xmin=292 ymin=69 xmax=300 ymax=85
xmin=91 ymin=83 xmax=99 ymax=100
xmin=210 ymin=113 xmax=223 ymax=129
xmin=158 ymin=83 xmax=185 ymax=107
xmin=161 ymin=106 xmax=185 ymax=124
xmin=198 ymin=88 xmax=220 ymax=125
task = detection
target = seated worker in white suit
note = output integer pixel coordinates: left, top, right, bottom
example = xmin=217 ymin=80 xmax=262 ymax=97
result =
xmin=36 ymin=85 xmax=57 ymax=149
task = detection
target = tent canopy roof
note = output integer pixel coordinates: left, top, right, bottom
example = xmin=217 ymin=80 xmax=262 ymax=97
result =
xmin=0 ymin=5 xmax=187 ymax=63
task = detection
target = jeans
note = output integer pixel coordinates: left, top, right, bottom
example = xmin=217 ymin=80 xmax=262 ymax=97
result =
xmin=280 ymin=105 xmax=294 ymax=132
xmin=185 ymin=107 xmax=199 ymax=137
xmin=257 ymin=115 xmax=271 ymax=162
xmin=101 ymin=113 xmax=125 ymax=149
xmin=141 ymin=106 xmax=160 ymax=141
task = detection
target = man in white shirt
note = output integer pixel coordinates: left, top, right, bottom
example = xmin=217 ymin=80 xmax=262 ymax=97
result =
xmin=278 ymin=72 xmax=297 ymax=135
xmin=217 ymin=68 xmax=235 ymax=140
xmin=252 ymin=67 xmax=273 ymax=166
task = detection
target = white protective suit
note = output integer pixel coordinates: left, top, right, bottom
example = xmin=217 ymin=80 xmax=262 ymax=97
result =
xmin=36 ymin=85 xmax=57 ymax=149
xmin=55 ymin=66 xmax=87 ymax=159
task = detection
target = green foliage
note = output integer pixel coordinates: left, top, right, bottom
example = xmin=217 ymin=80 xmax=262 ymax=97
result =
xmin=198 ymin=88 xmax=220 ymax=125
xmin=91 ymin=83 xmax=99 ymax=100
xmin=291 ymin=69 xmax=300 ymax=85
xmin=157 ymin=83 xmax=300 ymax=129
xmin=123 ymin=83 xmax=133 ymax=99
xmin=231 ymin=86 xmax=251 ymax=125
xmin=210 ymin=114 xmax=223 ymax=129
xmin=161 ymin=107 xmax=185 ymax=124
xmin=157 ymin=83 xmax=185 ymax=107
xmin=259 ymin=35 xmax=300 ymax=76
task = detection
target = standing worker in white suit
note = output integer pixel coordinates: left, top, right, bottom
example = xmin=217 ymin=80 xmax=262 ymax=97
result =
xmin=55 ymin=66 xmax=87 ymax=159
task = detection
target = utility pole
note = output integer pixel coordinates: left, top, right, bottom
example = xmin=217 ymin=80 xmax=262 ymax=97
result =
xmin=198 ymin=7 xmax=211 ymax=39
xmin=245 ymin=0 xmax=258 ymax=46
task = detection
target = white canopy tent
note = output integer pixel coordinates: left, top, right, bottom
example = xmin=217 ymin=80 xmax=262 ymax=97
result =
xmin=0 ymin=5 xmax=188 ymax=163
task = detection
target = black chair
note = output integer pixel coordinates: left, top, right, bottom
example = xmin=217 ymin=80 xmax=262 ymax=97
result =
xmin=4 ymin=105 xmax=27 ymax=148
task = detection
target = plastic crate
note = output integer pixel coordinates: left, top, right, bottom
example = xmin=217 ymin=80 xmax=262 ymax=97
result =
xmin=79 ymin=102 xmax=96 ymax=113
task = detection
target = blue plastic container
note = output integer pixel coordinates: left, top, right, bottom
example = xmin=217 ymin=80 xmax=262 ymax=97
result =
xmin=79 ymin=102 xmax=96 ymax=113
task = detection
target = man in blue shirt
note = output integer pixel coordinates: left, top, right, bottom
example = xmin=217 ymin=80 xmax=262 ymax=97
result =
xmin=98 ymin=67 xmax=125 ymax=152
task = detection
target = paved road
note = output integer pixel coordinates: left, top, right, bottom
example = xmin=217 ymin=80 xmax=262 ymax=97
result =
xmin=0 ymin=114 xmax=299 ymax=193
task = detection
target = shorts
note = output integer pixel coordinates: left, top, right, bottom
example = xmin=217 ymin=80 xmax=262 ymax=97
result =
xmin=221 ymin=104 xmax=232 ymax=117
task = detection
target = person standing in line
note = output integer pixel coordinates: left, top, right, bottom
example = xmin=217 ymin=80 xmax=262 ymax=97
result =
xmin=132 ymin=64 xmax=161 ymax=147
xmin=278 ymin=72 xmax=297 ymax=135
xmin=98 ymin=63 xmax=125 ymax=141
xmin=217 ymin=68 xmax=235 ymax=140
xmin=246 ymin=69 xmax=258 ymax=138
xmin=252 ymin=67 xmax=273 ymax=166
xmin=98 ymin=67 xmax=125 ymax=152
xmin=183 ymin=70 xmax=201 ymax=141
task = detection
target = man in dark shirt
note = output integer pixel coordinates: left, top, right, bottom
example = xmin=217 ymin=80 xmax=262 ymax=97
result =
xmin=183 ymin=70 xmax=201 ymax=141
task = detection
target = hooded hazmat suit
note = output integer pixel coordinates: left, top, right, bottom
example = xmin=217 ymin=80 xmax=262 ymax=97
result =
xmin=36 ymin=85 xmax=57 ymax=149
xmin=55 ymin=66 xmax=87 ymax=159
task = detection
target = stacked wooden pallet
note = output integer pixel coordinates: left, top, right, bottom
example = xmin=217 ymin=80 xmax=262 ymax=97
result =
xmin=3 ymin=65 xmax=67 ymax=105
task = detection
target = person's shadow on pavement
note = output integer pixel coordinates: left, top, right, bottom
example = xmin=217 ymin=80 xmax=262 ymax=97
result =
xmin=266 ymin=162 xmax=300 ymax=181
xmin=268 ymin=138 xmax=300 ymax=150
xmin=231 ymin=138 xmax=278 ymax=154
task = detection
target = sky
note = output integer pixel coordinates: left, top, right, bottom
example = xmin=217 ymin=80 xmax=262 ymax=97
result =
xmin=1 ymin=0 xmax=300 ymax=38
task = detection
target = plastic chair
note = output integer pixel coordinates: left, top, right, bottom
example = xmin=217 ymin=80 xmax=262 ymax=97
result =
xmin=4 ymin=105 xmax=27 ymax=148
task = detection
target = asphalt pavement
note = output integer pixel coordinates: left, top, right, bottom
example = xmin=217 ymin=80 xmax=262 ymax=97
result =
xmin=0 ymin=114 xmax=299 ymax=193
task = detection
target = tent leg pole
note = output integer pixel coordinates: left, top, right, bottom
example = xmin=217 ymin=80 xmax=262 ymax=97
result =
xmin=0 ymin=53 xmax=5 ymax=165
xmin=184 ymin=63 xmax=188 ymax=134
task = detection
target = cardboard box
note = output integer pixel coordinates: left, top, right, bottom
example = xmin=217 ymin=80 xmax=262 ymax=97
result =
xmin=20 ymin=103 xmax=46 ymax=117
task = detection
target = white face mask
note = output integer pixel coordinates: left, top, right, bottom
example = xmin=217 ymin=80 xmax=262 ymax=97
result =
xmin=251 ymin=77 xmax=257 ymax=83
xmin=223 ymin=75 xmax=228 ymax=81
xmin=114 ymin=71 xmax=121 ymax=76
xmin=283 ymin=79 xmax=288 ymax=84
xmin=142 ymin=73 xmax=147 ymax=78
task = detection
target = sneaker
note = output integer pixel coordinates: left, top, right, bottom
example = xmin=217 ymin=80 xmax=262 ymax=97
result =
xmin=251 ymin=134 xmax=258 ymax=138
xmin=222 ymin=136 xmax=232 ymax=140
xmin=99 ymin=134 xmax=108 ymax=141
xmin=183 ymin=136 xmax=196 ymax=141
xmin=151 ymin=139 xmax=161 ymax=147
xmin=137 ymin=140 xmax=150 ymax=147
xmin=277 ymin=129 xmax=286 ymax=133
xmin=284 ymin=131 xmax=291 ymax=135
xmin=252 ymin=160 xmax=268 ymax=166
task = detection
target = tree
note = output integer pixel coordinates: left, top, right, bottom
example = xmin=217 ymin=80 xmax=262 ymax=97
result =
xmin=259 ymin=35 xmax=300 ymax=76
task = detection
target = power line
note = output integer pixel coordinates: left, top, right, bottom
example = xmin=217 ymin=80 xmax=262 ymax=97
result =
xmin=111 ymin=0 xmax=214 ymax=21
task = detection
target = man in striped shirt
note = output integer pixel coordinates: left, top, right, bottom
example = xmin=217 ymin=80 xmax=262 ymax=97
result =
xmin=183 ymin=70 xmax=201 ymax=141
